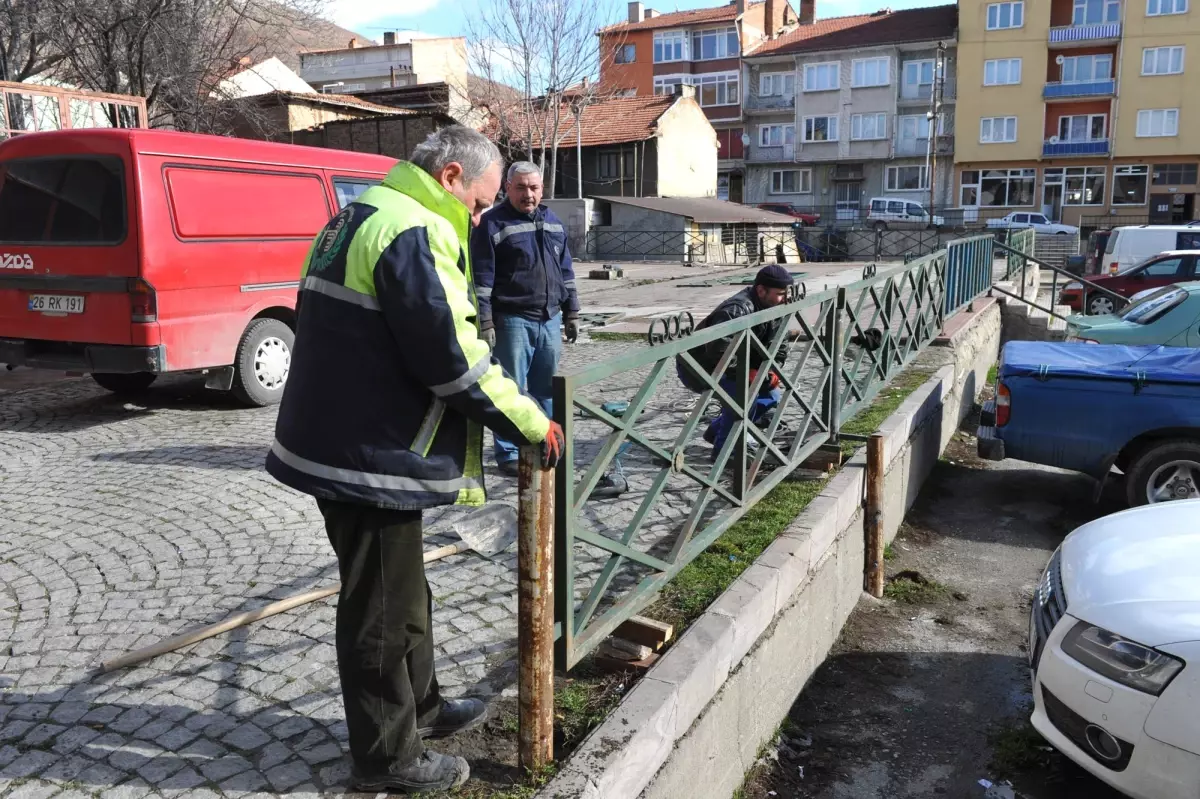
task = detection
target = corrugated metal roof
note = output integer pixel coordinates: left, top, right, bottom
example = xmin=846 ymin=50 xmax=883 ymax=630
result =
xmin=596 ymin=196 xmax=797 ymax=224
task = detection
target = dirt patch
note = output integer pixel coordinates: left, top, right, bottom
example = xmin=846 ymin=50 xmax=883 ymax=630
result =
xmin=739 ymin=404 xmax=1128 ymax=799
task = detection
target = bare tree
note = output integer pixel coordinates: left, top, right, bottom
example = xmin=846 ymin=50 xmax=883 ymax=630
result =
xmin=42 ymin=0 xmax=327 ymax=133
xmin=467 ymin=0 xmax=625 ymax=199
xmin=0 ymin=0 xmax=63 ymax=82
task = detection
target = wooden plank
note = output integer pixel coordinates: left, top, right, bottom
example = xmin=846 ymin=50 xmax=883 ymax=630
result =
xmin=613 ymin=615 xmax=674 ymax=652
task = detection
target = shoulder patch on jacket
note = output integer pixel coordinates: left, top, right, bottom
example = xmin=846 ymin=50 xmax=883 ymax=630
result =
xmin=306 ymin=202 xmax=377 ymax=284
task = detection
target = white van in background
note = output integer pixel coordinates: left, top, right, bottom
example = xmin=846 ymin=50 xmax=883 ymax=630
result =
xmin=866 ymin=197 xmax=945 ymax=230
xmin=1103 ymin=223 xmax=1200 ymax=274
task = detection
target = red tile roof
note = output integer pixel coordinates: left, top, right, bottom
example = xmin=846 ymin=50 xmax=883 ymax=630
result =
xmin=601 ymin=2 xmax=757 ymax=34
xmin=748 ymin=4 xmax=957 ymax=56
xmin=490 ymin=94 xmax=679 ymax=148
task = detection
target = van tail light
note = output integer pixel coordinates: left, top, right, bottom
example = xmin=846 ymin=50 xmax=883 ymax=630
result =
xmin=995 ymin=381 xmax=1011 ymax=427
xmin=1109 ymin=262 xmax=1119 ymax=275
xmin=128 ymin=278 xmax=157 ymax=323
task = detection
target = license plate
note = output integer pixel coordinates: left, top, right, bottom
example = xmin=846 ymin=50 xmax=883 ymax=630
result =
xmin=28 ymin=294 xmax=85 ymax=314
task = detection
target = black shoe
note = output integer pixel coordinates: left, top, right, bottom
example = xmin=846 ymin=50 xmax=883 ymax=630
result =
xmin=417 ymin=698 xmax=488 ymax=739
xmin=352 ymin=750 xmax=469 ymax=794
xmin=702 ymin=427 xmax=717 ymax=445
xmin=496 ymin=460 xmax=519 ymax=478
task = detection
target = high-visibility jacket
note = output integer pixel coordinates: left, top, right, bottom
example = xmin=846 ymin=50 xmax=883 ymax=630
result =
xmin=265 ymin=161 xmax=550 ymax=510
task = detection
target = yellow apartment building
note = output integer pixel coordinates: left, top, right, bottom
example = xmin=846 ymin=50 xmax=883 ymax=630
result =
xmin=956 ymin=0 xmax=1200 ymax=227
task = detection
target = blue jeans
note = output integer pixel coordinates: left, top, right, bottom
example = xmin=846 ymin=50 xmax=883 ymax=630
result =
xmin=676 ymin=363 xmax=780 ymax=451
xmin=493 ymin=313 xmax=561 ymax=465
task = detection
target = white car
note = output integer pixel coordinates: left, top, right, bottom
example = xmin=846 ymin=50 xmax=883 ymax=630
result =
xmin=866 ymin=197 xmax=944 ymax=230
xmin=1029 ymin=500 xmax=1200 ymax=799
xmin=987 ymin=211 xmax=1079 ymax=236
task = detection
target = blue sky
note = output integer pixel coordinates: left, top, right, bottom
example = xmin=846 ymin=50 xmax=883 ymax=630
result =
xmin=328 ymin=0 xmax=945 ymax=41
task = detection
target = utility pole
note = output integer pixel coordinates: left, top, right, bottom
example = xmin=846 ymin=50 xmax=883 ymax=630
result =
xmin=926 ymin=42 xmax=946 ymax=216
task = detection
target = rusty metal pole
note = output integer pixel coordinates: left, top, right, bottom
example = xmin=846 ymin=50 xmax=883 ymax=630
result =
xmin=517 ymin=444 xmax=554 ymax=770
xmin=864 ymin=433 xmax=886 ymax=598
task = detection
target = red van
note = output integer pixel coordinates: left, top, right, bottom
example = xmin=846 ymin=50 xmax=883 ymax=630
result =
xmin=0 ymin=129 xmax=395 ymax=405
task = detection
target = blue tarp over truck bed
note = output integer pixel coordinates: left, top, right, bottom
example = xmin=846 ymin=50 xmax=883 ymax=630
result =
xmin=999 ymin=342 xmax=1200 ymax=385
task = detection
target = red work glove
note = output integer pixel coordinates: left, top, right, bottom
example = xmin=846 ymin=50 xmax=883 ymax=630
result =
xmin=541 ymin=420 xmax=564 ymax=469
xmin=768 ymin=371 xmax=781 ymax=390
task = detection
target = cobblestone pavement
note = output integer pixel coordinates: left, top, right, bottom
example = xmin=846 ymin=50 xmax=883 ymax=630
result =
xmin=0 ymin=333 xmax=714 ymax=798
xmin=0 ymin=260 xmax=906 ymax=798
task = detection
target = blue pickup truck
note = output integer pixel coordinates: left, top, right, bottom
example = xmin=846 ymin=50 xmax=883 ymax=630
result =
xmin=977 ymin=341 xmax=1200 ymax=506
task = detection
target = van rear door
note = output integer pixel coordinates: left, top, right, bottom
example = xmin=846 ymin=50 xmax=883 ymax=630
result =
xmin=0 ymin=148 xmax=139 ymax=346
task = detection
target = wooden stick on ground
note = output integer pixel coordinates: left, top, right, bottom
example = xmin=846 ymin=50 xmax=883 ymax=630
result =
xmin=99 ymin=542 xmax=468 ymax=673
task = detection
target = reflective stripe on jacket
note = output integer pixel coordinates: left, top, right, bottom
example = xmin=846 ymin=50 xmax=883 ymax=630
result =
xmin=470 ymin=202 xmax=579 ymax=325
xmin=266 ymin=161 xmax=550 ymax=510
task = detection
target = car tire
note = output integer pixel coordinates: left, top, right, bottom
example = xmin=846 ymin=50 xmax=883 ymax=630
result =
xmin=92 ymin=372 xmax=157 ymax=395
xmin=1126 ymin=440 xmax=1200 ymax=506
xmin=1088 ymin=294 xmax=1117 ymax=315
xmin=231 ymin=318 xmax=294 ymax=407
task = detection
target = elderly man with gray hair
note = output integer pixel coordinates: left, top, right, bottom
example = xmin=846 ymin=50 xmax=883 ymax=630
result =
xmin=471 ymin=160 xmax=580 ymax=476
xmin=267 ymin=126 xmax=564 ymax=794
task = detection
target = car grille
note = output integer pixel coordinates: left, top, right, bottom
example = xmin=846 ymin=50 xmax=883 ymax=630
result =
xmin=1031 ymin=548 xmax=1068 ymax=670
xmin=1042 ymin=686 xmax=1134 ymax=772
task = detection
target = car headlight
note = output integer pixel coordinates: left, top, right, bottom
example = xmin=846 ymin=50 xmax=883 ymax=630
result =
xmin=1064 ymin=282 xmax=1083 ymax=291
xmin=1061 ymin=620 xmax=1184 ymax=695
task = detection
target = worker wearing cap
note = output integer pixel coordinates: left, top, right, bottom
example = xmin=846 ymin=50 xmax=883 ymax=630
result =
xmin=675 ymin=264 xmax=795 ymax=457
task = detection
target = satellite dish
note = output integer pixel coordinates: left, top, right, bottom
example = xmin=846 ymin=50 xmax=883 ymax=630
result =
xmin=1056 ymin=55 xmax=1065 ymax=65
xmin=1049 ymin=135 xmax=1060 ymax=143
xmin=741 ymin=133 xmax=751 ymax=146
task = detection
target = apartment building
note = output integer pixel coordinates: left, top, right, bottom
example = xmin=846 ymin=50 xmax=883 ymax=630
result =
xmin=741 ymin=6 xmax=958 ymax=218
xmin=597 ymin=0 xmax=808 ymax=201
xmin=956 ymin=0 xmax=1200 ymax=226
xmin=298 ymin=32 xmax=468 ymax=97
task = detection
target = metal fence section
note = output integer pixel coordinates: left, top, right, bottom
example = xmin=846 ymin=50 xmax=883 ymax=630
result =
xmin=1001 ymin=228 xmax=1036 ymax=280
xmin=548 ymin=241 xmax=978 ymax=669
xmin=585 ymin=229 xmax=710 ymax=262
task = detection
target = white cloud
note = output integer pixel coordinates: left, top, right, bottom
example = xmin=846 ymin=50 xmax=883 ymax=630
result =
xmin=329 ymin=0 xmax=441 ymax=31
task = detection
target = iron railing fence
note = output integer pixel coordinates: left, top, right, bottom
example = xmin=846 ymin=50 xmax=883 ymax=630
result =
xmin=549 ymin=234 xmax=998 ymax=668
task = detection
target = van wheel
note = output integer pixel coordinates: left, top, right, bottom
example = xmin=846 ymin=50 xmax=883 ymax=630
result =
xmin=1126 ymin=441 xmax=1200 ymax=506
xmin=92 ymin=372 xmax=157 ymax=395
xmin=231 ymin=318 xmax=294 ymax=407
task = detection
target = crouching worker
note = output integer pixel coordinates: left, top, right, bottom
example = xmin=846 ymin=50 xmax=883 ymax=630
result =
xmin=675 ymin=265 xmax=795 ymax=458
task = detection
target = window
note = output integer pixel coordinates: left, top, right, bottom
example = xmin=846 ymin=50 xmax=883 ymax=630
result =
xmin=1140 ymin=255 xmax=1185 ymax=277
xmin=759 ymin=72 xmax=795 ymax=96
xmin=984 ymin=58 xmax=1022 ymax=85
xmin=1142 ymin=46 xmax=1184 ymax=75
xmin=696 ymin=72 xmax=739 ymax=106
xmin=886 ymin=165 xmax=930 ymax=191
xmin=1112 ymin=165 xmax=1149 ymax=205
xmin=960 ymin=170 xmax=981 ymax=206
xmin=653 ymin=75 xmax=688 ymax=95
xmin=1061 ymin=54 xmax=1112 ymax=82
xmin=1148 ymin=0 xmax=1187 ymax=15
xmin=804 ymin=62 xmax=839 ymax=92
xmin=691 ymin=27 xmax=739 ymax=61
xmin=770 ymin=169 xmax=812 ymax=194
xmin=758 ymin=124 xmax=795 ymax=146
xmin=899 ymin=114 xmax=938 ymax=140
xmin=333 ymin=179 xmax=379 ymax=209
xmin=596 ymin=151 xmax=631 ymax=179
xmin=1056 ymin=166 xmax=1106 ymax=205
xmin=1153 ymin=163 xmax=1199 ymax=184
xmin=979 ymin=168 xmax=1036 ymax=206
xmin=803 ymin=115 xmax=838 ymax=141
xmin=852 ymin=57 xmax=889 ymax=88
xmin=1118 ymin=287 xmax=1188 ymax=325
xmin=0 ymin=157 xmax=126 ymax=243
xmin=902 ymin=60 xmax=935 ymax=96
xmin=1137 ymin=108 xmax=1179 ymax=137
xmin=653 ymin=30 xmax=688 ymax=63
xmin=614 ymin=44 xmax=636 ymax=64
xmin=851 ymin=113 xmax=887 ymax=140
xmin=980 ymin=116 xmax=1018 ymax=143
xmin=1073 ymin=0 xmax=1121 ymax=24
xmin=987 ymin=1 xmax=1024 ymax=28
xmin=1057 ymin=113 xmax=1107 ymax=141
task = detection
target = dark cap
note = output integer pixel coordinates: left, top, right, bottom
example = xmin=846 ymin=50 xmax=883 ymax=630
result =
xmin=754 ymin=264 xmax=794 ymax=289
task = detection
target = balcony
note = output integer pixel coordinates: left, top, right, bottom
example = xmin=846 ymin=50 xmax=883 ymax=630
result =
xmin=1048 ymin=23 xmax=1121 ymax=47
xmin=744 ymin=95 xmax=795 ymax=115
xmin=897 ymin=79 xmax=958 ymax=106
xmin=747 ymin=144 xmax=794 ymax=163
xmin=1043 ymin=79 xmax=1115 ymax=100
xmin=1042 ymin=138 xmax=1110 ymax=157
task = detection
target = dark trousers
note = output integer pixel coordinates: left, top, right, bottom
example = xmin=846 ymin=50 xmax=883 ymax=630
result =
xmin=318 ymin=499 xmax=442 ymax=773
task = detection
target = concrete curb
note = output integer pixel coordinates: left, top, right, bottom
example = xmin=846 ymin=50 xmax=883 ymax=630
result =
xmin=537 ymin=303 xmax=1002 ymax=799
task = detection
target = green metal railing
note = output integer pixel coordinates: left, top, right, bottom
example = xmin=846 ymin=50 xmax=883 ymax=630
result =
xmin=1004 ymin=228 xmax=1036 ymax=279
xmin=547 ymin=239 xmax=983 ymax=668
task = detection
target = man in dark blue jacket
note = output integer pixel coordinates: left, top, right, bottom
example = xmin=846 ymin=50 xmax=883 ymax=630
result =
xmin=471 ymin=161 xmax=580 ymax=475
